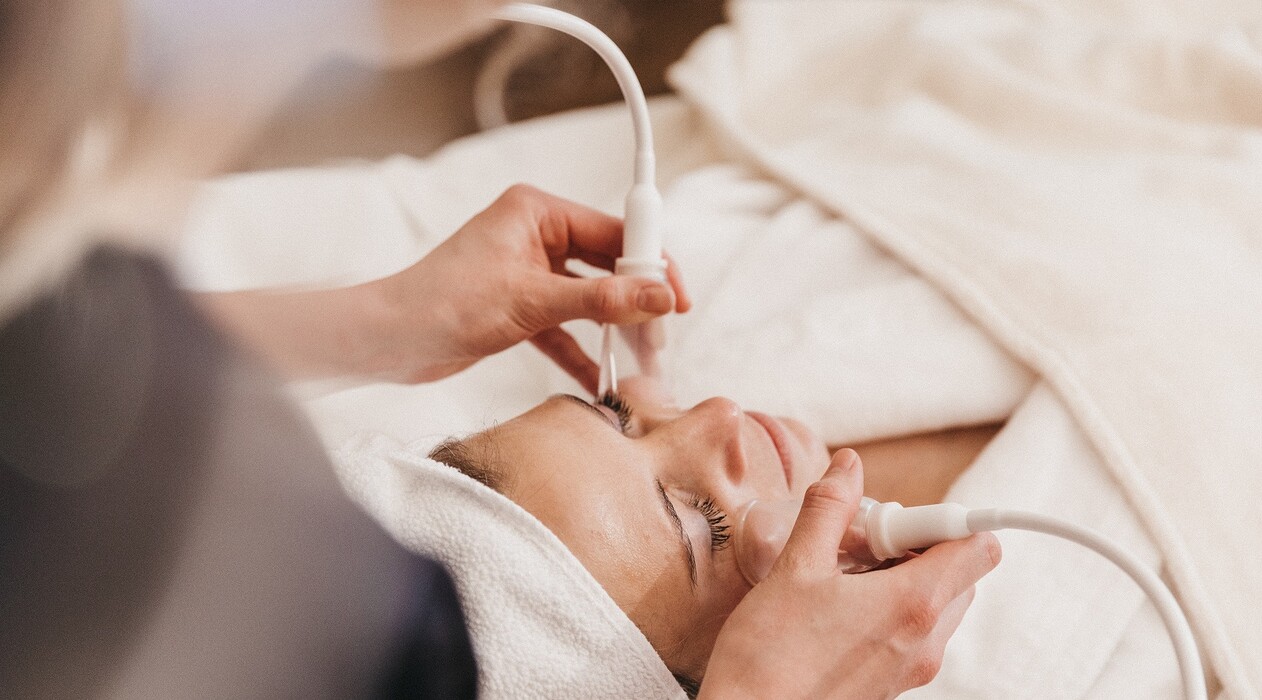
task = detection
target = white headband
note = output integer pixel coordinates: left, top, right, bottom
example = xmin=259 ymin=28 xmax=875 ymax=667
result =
xmin=334 ymin=432 xmax=684 ymax=699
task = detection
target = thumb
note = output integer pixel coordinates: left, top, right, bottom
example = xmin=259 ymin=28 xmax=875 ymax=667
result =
xmin=533 ymin=274 xmax=675 ymax=328
xmin=775 ymin=449 xmax=864 ymax=576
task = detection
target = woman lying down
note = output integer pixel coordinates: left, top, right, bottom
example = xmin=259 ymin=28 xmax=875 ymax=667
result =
xmin=336 ymin=375 xmax=1001 ymax=698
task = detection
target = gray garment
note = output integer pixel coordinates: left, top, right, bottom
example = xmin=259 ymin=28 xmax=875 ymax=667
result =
xmin=0 ymin=248 xmax=477 ymax=699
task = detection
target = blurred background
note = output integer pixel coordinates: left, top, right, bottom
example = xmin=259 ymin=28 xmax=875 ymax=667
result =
xmin=238 ymin=0 xmax=725 ymax=172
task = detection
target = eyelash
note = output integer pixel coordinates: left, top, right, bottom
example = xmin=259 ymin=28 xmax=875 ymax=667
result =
xmin=598 ymin=390 xmax=634 ymax=433
xmin=689 ymin=494 xmax=731 ymax=552
xmin=597 ymin=392 xmax=730 ymax=554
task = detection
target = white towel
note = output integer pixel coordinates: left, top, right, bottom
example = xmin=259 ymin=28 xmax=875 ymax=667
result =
xmin=333 ymin=432 xmax=684 ymax=700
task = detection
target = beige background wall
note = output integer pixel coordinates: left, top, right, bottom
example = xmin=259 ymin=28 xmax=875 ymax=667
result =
xmin=237 ymin=1 xmax=724 ymax=172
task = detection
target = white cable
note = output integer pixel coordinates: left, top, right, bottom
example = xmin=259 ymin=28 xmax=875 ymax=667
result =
xmin=492 ymin=9 xmax=1202 ymax=694
xmin=494 ymin=3 xmax=667 ymax=399
xmin=493 ymin=3 xmax=655 ymax=188
xmin=966 ymin=509 xmax=1206 ymax=700
xmin=867 ymin=502 xmax=1207 ymax=700
xmin=492 ymin=10 xmax=1201 ymax=692
xmin=494 ymin=3 xmax=663 ymax=276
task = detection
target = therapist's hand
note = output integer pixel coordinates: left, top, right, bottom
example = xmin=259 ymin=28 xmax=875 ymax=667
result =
xmin=370 ymin=184 xmax=690 ymax=386
xmin=198 ymin=185 xmax=688 ymax=385
xmin=698 ymin=450 xmax=1001 ymax=700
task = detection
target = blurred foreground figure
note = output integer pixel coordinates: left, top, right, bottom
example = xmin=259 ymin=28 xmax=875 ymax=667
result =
xmin=0 ymin=250 xmax=478 ymax=698
xmin=0 ymin=1 xmax=502 ymax=696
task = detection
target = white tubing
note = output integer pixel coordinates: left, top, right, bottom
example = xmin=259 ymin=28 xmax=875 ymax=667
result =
xmin=493 ymin=4 xmax=656 ymax=187
xmin=965 ymin=509 xmax=1207 ymax=700
xmin=494 ymin=3 xmax=664 ymax=281
xmin=861 ymin=504 xmax=1206 ymax=699
xmin=867 ymin=501 xmax=972 ymax=560
xmin=619 ymin=183 xmax=664 ymax=274
xmin=495 ymin=3 xmax=667 ymax=400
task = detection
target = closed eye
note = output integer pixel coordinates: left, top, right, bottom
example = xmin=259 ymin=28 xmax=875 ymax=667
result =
xmin=555 ymin=393 xmax=624 ymax=433
xmin=688 ymin=494 xmax=731 ymax=552
xmin=597 ymin=390 xmax=634 ymax=433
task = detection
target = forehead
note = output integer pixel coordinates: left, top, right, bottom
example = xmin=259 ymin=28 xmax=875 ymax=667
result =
xmin=482 ymin=398 xmax=687 ymax=589
xmin=471 ymin=398 xmax=710 ymax=663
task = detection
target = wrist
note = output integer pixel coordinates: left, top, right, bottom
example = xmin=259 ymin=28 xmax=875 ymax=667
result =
xmin=359 ymin=271 xmax=465 ymax=383
xmin=194 ymin=281 xmax=404 ymax=382
xmin=346 ymin=276 xmax=415 ymax=381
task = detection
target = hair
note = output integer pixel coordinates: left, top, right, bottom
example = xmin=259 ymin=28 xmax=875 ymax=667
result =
xmin=674 ymin=671 xmax=701 ymax=698
xmin=428 ymin=436 xmax=506 ymax=493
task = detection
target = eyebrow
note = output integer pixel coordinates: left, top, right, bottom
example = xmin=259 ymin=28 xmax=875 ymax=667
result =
xmin=656 ymin=480 xmax=698 ymax=589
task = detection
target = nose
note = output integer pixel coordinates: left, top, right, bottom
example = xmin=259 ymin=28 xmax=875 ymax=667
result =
xmin=664 ymin=396 xmax=747 ymax=484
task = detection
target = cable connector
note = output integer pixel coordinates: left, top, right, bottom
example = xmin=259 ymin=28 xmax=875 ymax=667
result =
xmin=619 ymin=183 xmax=665 ymax=278
xmin=866 ymin=501 xmax=972 ymax=561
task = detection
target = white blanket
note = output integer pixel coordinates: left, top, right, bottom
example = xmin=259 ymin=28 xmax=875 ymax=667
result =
xmin=668 ymin=2 xmax=1262 ymax=697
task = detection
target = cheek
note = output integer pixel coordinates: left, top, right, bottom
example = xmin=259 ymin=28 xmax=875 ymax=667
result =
xmin=677 ymin=554 xmax=752 ymax=675
xmin=559 ymin=516 xmax=708 ymax=671
xmin=531 ymin=491 xmax=682 ymax=620
xmin=782 ymin=417 xmax=832 ymax=482
xmin=619 ymin=375 xmax=676 ymax=405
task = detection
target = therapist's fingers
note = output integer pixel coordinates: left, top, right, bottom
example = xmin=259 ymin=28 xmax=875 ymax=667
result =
xmin=663 ymin=253 xmax=692 ymax=313
xmin=530 ymin=327 xmax=598 ymax=394
xmin=909 ymin=586 xmax=976 ymax=687
xmin=775 ymin=449 xmax=864 ymax=576
xmin=563 ymin=255 xmax=690 ymax=314
xmin=888 ymin=533 xmax=1001 ymax=611
xmin=526 ymin=273 xmax=676 ymax=329
xmin=510 ymin=184 xmax=626 ymax=261
xmin=929 ymin=585 xmax=976 ymax=650
xmin=505 ymin=184 xmax=691 ymax=313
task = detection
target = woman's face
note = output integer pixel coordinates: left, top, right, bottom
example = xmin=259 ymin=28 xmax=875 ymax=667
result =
xmin=455 ymin=378 xmax=832 ymax=680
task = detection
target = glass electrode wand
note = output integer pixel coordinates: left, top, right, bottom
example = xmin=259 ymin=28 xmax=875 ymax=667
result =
xmin=597 ymin=324 xmax=619 ymax=396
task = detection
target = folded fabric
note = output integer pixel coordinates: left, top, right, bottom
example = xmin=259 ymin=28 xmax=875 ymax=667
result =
xmin=670 ymin=2 xmax=1262 ymax=695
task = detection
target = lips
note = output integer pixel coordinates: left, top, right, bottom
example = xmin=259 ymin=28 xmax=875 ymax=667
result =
xmin=747 ymin=411 xmax=793 ymax=489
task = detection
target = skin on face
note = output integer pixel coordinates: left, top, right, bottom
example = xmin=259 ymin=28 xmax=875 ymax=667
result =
xmin=456 ymin=378 xmax=833 ymax=680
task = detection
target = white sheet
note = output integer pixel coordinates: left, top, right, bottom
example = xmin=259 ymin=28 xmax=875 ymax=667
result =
xmin=670 ymin=2 xmax=1261 ymax=696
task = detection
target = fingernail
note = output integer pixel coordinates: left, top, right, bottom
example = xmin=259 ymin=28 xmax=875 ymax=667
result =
xmin=837 ymin=449 xmax=859 ymax=471
xmin=636 ymin=284 xmax=672 ymax=313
